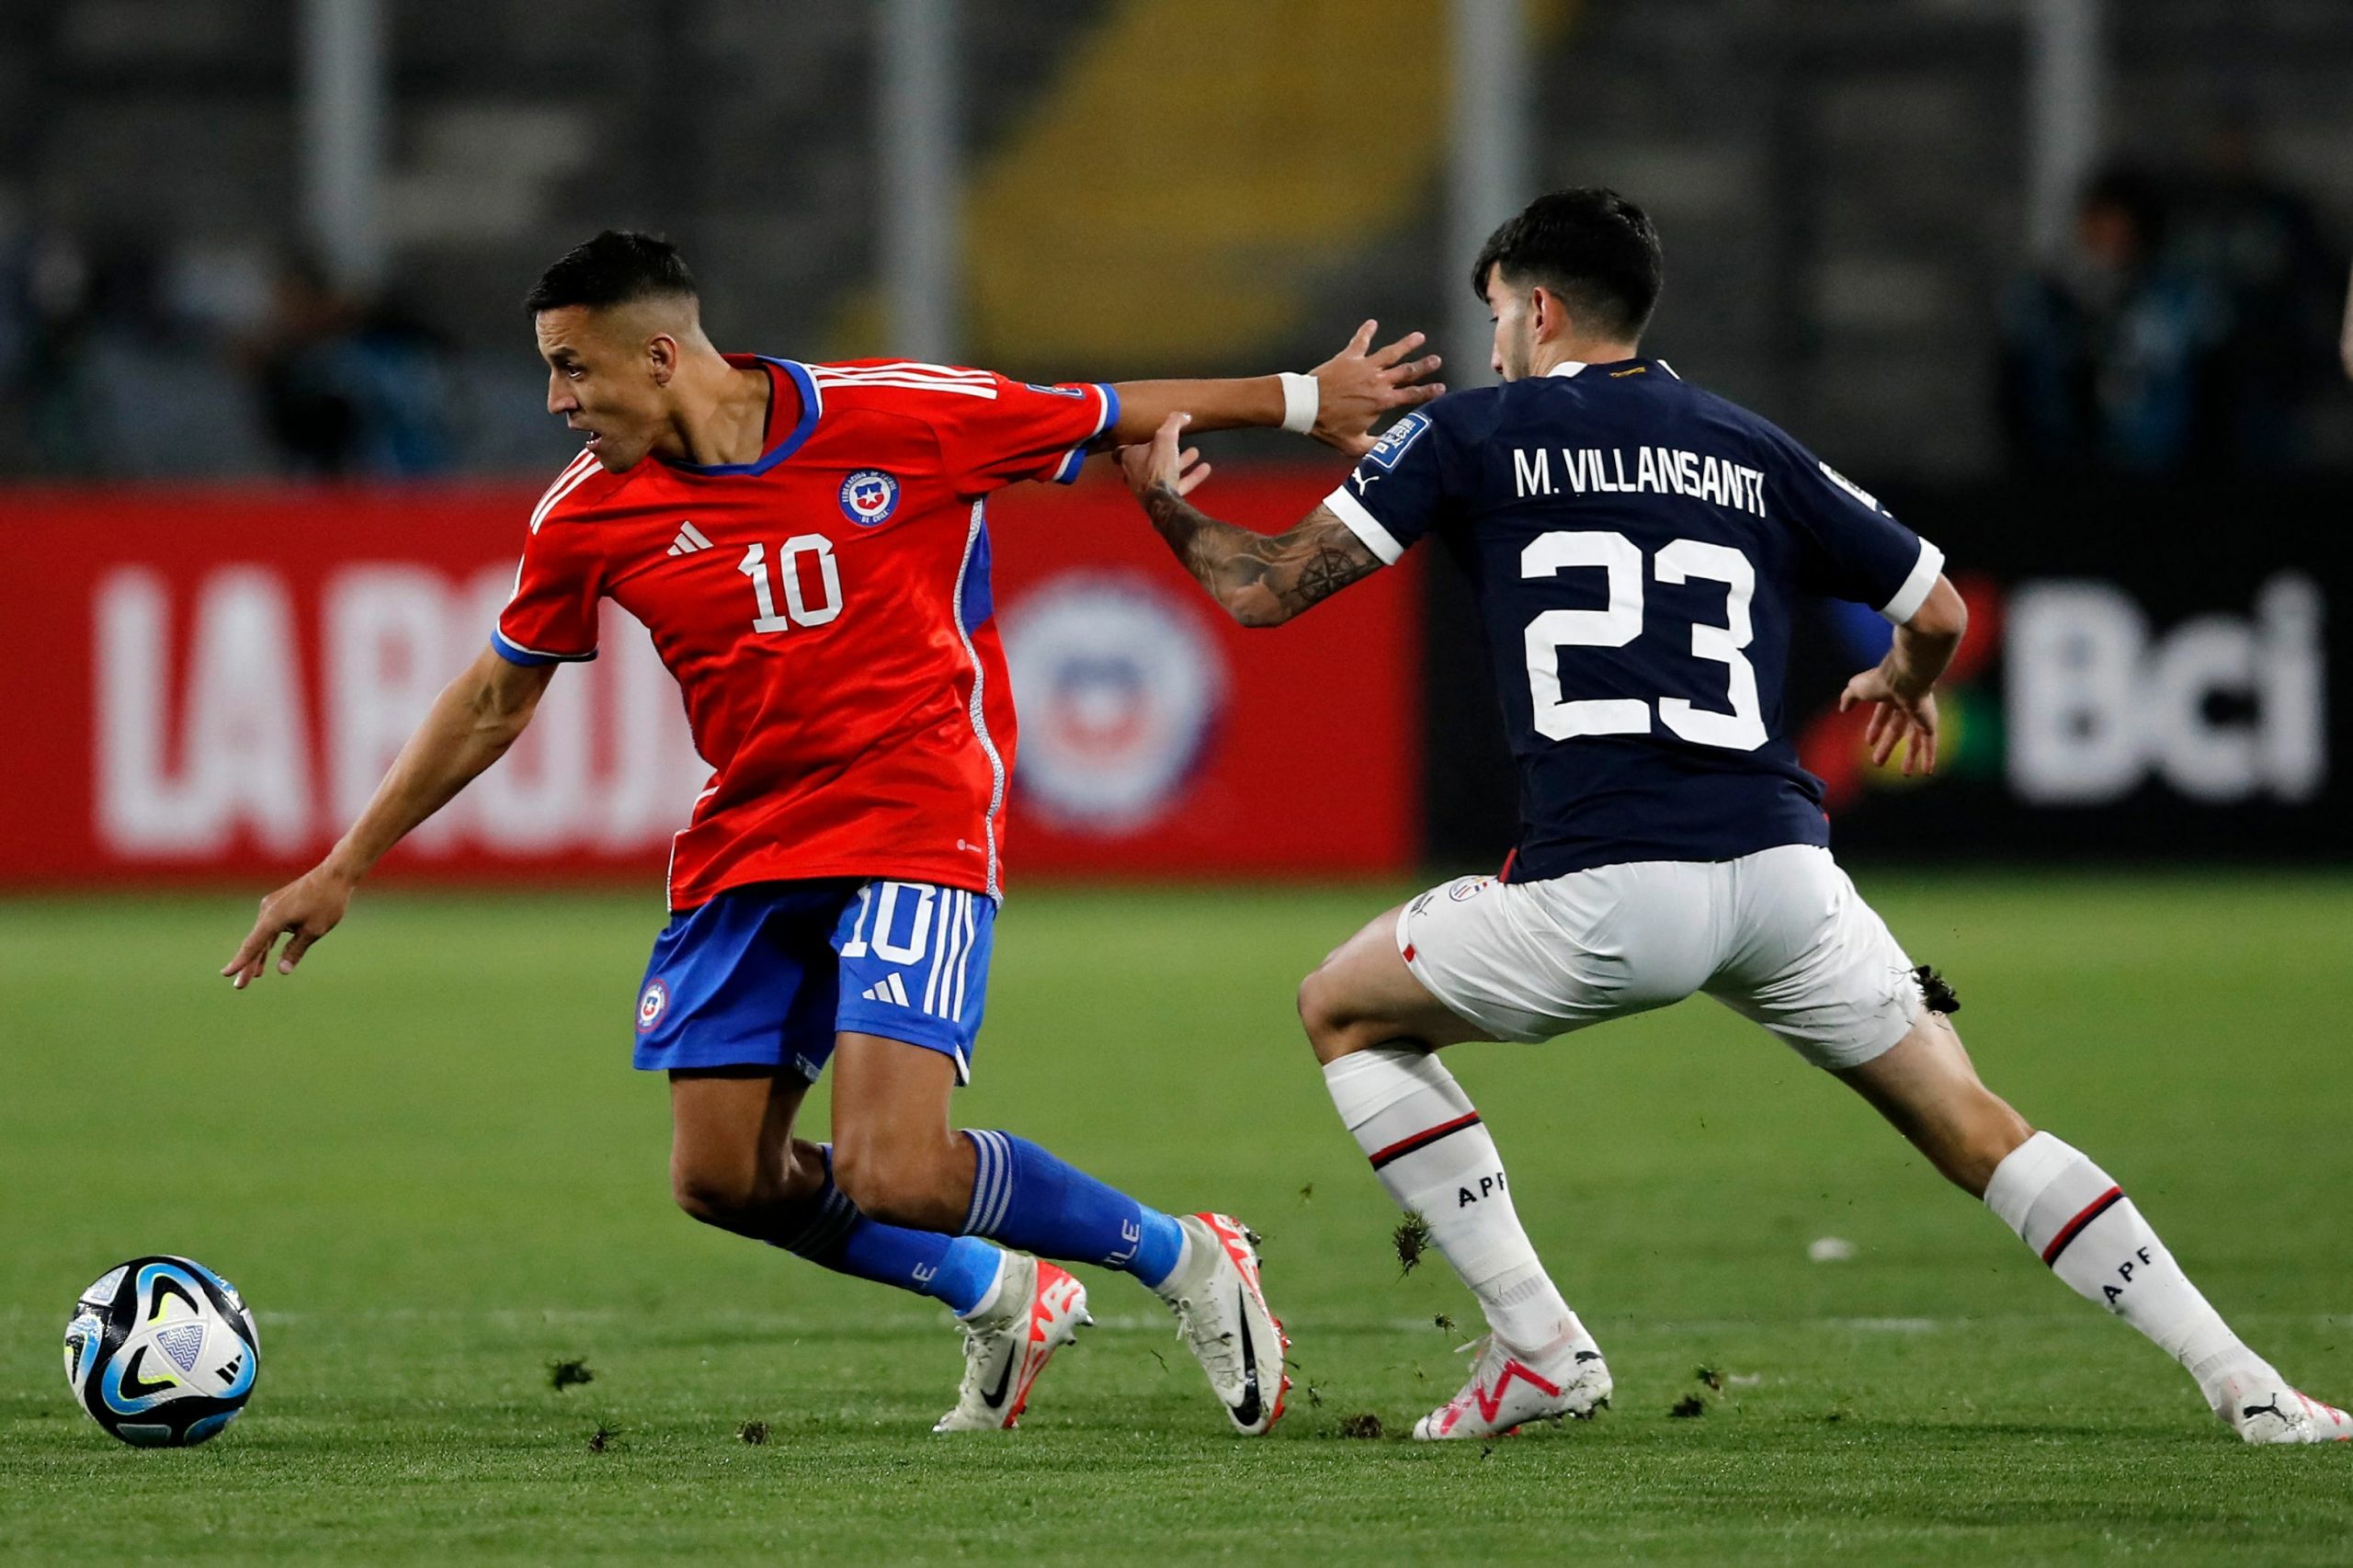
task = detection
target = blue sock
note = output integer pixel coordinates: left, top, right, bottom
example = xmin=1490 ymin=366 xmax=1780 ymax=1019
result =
xmin=961 ymin=1130 xmax=1187 ymax=1289
xmin=778 ymin=1146 xmax=1006 ymax=1316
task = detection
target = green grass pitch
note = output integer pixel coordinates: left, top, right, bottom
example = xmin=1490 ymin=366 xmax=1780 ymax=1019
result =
xmin=4 ymin=874 xmax=2351 ymax=1564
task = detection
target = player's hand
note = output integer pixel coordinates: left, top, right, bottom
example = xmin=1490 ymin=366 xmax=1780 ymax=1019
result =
xmin=1117 ymin=413 xmax=1212 ymax=502
xmin=1839 ymin=665 xmax=1939 ymax=776
xmin=1310 ymin=321 xmax=1445 ymax=458
xmin=221 ymin=864 xmax=358 ymax=989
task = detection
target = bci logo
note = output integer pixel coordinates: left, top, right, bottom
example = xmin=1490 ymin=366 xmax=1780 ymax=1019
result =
xmin=2006 ymin=574 xmax=2324 ymax=806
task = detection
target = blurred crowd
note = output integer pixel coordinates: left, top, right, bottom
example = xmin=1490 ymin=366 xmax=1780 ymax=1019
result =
xmin=1999 ymin=119 xmax=2349 ymax=478
xmin=2 ymin=120 xmax=2348 ymax=484
xmin=0 ymin=233 xmax=457 ymax=480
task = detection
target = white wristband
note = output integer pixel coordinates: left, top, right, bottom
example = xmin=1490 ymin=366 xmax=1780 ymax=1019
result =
xmin=1278 ymin=371 xmax=1320 ymax=436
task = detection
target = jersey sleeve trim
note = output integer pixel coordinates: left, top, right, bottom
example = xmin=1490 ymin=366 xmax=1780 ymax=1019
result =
xmin=1048 ymin=382 xmax=1120 ymax=484
xmin=490 ymin=629 xmax=598 ymax=666
xmin=1877 ymin=539 xmax=1946 ymax=625
xmin=1322 ymin=483 xmax=1404 ymax=565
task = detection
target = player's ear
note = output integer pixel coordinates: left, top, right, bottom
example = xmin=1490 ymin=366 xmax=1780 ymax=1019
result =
xmin=1528 ymin=285 xmax=1559 ymax=343
xmin=647 ymin=333 xmax=680 ymax=387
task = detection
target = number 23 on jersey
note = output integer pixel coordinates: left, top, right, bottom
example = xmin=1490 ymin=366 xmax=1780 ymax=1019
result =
xmin=1522 ymin=529 xmax=1767 ymax=752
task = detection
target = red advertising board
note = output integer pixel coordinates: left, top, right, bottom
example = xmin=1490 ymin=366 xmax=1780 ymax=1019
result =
xmin=1 ymin=471 xmax=1418 ymax=889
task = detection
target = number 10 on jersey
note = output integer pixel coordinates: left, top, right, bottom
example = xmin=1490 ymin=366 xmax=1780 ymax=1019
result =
xmin=739 ymin=536 xmax=844 ymax=632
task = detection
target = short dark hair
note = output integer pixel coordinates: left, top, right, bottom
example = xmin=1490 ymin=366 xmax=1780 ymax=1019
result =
xmin=523 ymin=230 xmax=698 ymax=316
xmin=1471 ymin=188 xmax=1664 ymax=340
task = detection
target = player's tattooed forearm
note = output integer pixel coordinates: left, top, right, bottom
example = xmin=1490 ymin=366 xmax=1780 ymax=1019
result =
xmin=1141 ymin=485 xmax=1377 ymax=625
xmin=1284 ymin=542 xmax=1377 ymax=613
xmin=1142 ymin=480 xmax=1233 ymax=588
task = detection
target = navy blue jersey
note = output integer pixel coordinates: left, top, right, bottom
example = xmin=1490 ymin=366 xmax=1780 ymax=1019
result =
xmin=1324 ymin=358 xmax=1942 ymax=880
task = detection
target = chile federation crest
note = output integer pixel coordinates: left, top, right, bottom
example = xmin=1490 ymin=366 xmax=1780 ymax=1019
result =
xmin=837 ymin=470 xmax=901 ymax=527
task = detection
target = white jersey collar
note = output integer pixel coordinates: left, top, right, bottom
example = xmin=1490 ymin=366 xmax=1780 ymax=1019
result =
xmin=1543 ymin=360 xmax=1587 ymax=378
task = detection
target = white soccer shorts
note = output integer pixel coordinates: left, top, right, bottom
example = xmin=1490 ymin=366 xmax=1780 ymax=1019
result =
xmin=1396 ymin=844 xmax=1922 ymax=1071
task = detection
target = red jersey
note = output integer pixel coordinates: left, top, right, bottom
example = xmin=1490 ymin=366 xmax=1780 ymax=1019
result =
xmin=494 ymin=356 xmax=1118 ymax=910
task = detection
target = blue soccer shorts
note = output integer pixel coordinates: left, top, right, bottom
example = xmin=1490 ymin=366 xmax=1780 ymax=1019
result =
xmin=631 ymin=879 xmax=997 ymax=1084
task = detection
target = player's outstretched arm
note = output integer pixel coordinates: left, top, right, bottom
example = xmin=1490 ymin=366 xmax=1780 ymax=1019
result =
xmin=1108 ymin=321 xmax=1443 ymax=458
xmin=220 ymin=647 xmax=557 ymax=988
xmin=1838 ymin=575 xmax=1968 ymax=777
xmin=1117 ymin=412 xmax=1381 ymax=628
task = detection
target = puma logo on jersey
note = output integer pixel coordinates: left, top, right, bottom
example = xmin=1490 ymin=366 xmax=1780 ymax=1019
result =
xmin=665 ymin=521 xmax=714 ymax=557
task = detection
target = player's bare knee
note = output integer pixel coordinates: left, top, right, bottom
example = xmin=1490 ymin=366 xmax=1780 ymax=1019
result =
xmin=1297 ymin=968 xmax=1366 ymax=1063
xmin=670 ymin=1165 xmax=758 ymax=1228
xmin=830 ymin=1140 xmax=953 ymax=1229
xmin=1296 ymin=969 xmax=1336 ymax=1043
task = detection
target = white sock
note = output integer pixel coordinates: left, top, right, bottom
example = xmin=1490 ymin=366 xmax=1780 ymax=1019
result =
xmin=1984 ymin=1131 xmax=2273 ymax=1412
xmin=1323 ymin=1048 xmax=1588 ymax=1353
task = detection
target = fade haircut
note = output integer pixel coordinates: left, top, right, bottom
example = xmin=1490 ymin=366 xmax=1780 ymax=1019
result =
xmin=1472 ymin=188 xmax=1664 ymax=340
xmin=523 ymin=230 xmax=699 ymax=317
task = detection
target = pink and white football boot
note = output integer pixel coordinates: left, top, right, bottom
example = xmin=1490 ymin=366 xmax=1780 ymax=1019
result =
xmin=1157 ymin=1213 xmax=1290 ymax=1435
xmin=934 ymin=1255 xmax=1091 ymax=1432
xmin=1414 ymin=1328 xmax=1612 ymax=1440
xmin=2222 ymin=1376 xmax=2353 ymax=1445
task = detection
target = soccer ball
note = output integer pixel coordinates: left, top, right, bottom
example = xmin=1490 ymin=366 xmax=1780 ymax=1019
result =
xmin=63 ymin=1256 xmax=260 ymax=1447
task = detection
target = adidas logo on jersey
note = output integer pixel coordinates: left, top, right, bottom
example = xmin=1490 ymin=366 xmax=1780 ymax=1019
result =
xmin=859 ymin=973 xmax=912 ymax=1007
xmin=665 ymin=521 xmax=714 ymax=557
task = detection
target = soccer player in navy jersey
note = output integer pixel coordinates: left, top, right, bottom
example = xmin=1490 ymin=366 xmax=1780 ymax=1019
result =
xmin=1120 ymin=188 xmax=2348 ymax=1444
xmin=222 ymin=231 xmax=1443 ymax=1434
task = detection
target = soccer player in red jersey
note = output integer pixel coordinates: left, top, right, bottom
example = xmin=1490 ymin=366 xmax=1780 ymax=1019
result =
xmin=222 ymin=231 xmax=1440 ymax=1433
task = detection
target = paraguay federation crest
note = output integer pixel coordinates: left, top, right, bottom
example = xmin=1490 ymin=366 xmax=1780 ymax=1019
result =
xmin=837 ymin=469 xmax=901 ymax=527
xmin=1000 ymin=572 xmax=1226 ymax=834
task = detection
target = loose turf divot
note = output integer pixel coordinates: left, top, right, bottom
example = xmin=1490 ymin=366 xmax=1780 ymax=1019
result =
xmin=549 ymin=1357 xmax=595 ymax=1392
xmin=1392 ymin=1211 xmax=1432 ymax=1275
xmin=1914 ymin=963 xmax=1961 ymax=1013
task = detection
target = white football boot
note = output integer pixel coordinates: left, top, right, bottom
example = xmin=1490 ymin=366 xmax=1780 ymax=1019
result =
xmin=1413 ymin=1329 xmax=1612 ymax=1440
xmin=933 ymin=1255 xmax=1091 ymax=1433
xmin=1157 ymin=1213 xmax=1290 ymax=1435
xmin=2220 ymin=1374 xmax=2353 ymax=1445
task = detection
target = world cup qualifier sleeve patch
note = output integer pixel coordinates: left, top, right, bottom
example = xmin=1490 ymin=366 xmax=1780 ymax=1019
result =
xmin=1358 ymin=408 xmax=1433 ymax=472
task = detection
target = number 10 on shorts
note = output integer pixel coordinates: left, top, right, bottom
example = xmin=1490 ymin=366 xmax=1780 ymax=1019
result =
xmin=838 ymin=881 xmax=935 ymax=963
